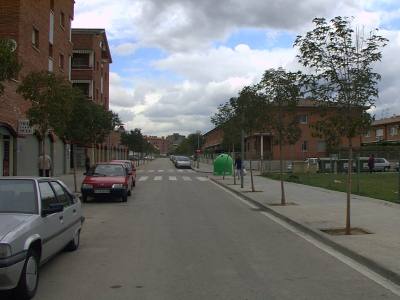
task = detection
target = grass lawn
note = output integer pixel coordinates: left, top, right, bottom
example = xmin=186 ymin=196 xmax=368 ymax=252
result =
xmin=263 ymin=172 xmax=400 ymax=203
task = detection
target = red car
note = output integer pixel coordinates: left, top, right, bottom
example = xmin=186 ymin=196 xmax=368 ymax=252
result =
xmin=111 ymin=159 xmax=136 ymax=187
xmin=81 ymin=162 xmax=133 ymax=202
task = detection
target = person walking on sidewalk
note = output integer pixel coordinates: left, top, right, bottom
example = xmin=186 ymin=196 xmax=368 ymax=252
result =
xmin=368 ymin=154 xmax=375 ymax=173
xmin=85 ymin=154 xmax=91 ymax=174
xmin=38 ymin=154 xmax=52 ymax=177
xmin=235 ymin=155 xmax=242 ymax=179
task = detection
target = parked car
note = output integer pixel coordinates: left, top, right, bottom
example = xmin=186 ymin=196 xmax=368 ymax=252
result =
xmin=0 ymin=177 xmax=84 ymax=299
xmin=175 ymin=156 xmax=191 ymax=168
xmin=111 ymin=160 xmax=136 ymax=187
xmin=373 ymin=158 xmax=391 ymax=171
xmin=81 ymin=162 xmax=132 ymax=202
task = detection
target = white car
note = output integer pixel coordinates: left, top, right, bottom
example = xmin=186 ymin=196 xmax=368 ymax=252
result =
xmin=0 ymin=177 xmax=84 ymax=299
xmin=373 ymin=158 xmax=391 ymax=171
xmin=174 ymin=156 xmax=192 ymax=168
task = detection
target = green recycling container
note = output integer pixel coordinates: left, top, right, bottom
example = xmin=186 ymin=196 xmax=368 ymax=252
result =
xmin=213 ymin=154 xmax=233 ymax=176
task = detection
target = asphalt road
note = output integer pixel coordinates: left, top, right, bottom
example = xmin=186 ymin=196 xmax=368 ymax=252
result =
xmin=3 ymin=158 xmax=400 ymax=299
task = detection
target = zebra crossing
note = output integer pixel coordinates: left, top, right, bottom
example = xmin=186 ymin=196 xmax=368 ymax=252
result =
xmin=137 ymin=169 xmax=195 ymax=174
xmin=136 ymin=175 xmax=208 ymax=183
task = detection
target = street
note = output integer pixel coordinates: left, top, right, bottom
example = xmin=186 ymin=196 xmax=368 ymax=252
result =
xmin=5 ymin=158 xmax=399 ymax=299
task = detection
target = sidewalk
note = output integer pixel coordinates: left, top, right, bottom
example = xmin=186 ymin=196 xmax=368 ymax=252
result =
xmin=209 ymin=173 xmax=400 ymax=285
xmin=55 ymin=171 xmax=85 ymax=193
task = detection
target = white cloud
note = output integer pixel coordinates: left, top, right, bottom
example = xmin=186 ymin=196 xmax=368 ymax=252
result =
xmin=112 ymin=43 xmax=138 ymax=56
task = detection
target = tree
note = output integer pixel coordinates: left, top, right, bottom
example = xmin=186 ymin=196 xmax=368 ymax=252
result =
xmin=121 ymin=128 xmax=145 ymax=153
xmin=294 ymin=16 xmax=388 ymax=234
xmin=211 ymin=98 xmax=241 ymax=152
xmin=257 ymin=68 xmax=303 ymax=204
xmin=17 ymin=71 xmax=75 ymax=172
xmin=0 ymin=39 xmax=21 ymax=95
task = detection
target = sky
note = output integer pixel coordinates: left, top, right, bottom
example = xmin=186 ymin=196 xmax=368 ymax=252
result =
xmin=72 ymin=0 xmax=400 ymax=137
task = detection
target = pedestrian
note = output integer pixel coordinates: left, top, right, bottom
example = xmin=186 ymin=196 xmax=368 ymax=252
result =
xmin=235 ymin=155 xmax=242 ymax=179
xmin=85 ymin=154 xmax=91 ymax=173
xmin=368 ymin=154 xmax=375 ymax=173
xmin=38 ymin=154 xmax=52 ymax=177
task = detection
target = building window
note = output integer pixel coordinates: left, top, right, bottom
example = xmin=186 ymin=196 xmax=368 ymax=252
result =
xmin=49 ymin=43 xmax=53 ymax=58
xmin=390 ymin=126 xmax=398 ymax=136
xmin=317 ymin=141 xmax=326 ymax=152
xmin=298 ymin=114 xmax=308 ymax=124
xmin=32 ymin=27 xmax=39 ymax=49
xmin=73 ymin=82 xmax=91 ymax=98
xmin=48 ymin=58 xmax=53 ymax=72
xmin=301 ymin=141 xmax=308 ymax=152
xmin=72 ymin=53 xmax=90 ymax=69
xmin=59 ymin=54 xmax=64 ymax=70
xmin=60 ymin=12 xmax=65 ymax=28
xmin=376 ymin=128 xmax=384 ymax=137
xmin=49 ymin=12 xmax=54 ymax=44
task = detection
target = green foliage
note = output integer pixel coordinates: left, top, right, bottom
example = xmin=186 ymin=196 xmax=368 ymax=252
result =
xmin=121 ymin=128 xmax=145 ymax=152
xmin=17 ymin=71 xmax=121 ymax=146
xmin=174 ymin=133 xmax=204 ymax=155
xmin=0 ymin=39 xmax=21 ymax=95
xmin=294 ymin=16 xmax=388 ymax=141
xmin=17 ymin=71 xmax=73 ymax=139
xmin=257 ymin=68 xmax=303 ymax=146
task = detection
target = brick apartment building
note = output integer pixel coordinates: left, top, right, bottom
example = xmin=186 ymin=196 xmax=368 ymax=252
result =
xmin=0 ymin=0 xmax=74 ymax=176
xmin=362 ymin=115 xmax=400 ymax=145
xmin=145 ymin=136 xmax=170 ymax=155
xmin=203 ymin=100 xmax=361 ymax=161
xmin=166 ymin=133 xmax=185 ymax=153
xmin=71 ymin=28 xmax=127 ymax=167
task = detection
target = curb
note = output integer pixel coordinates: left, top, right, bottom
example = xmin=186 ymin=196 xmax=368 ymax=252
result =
xmin=210 ymin=177 xmax=400 ymax=287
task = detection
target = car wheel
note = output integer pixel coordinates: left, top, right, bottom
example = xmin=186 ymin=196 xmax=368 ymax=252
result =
xmin=66 ymin=230 xmax=80 ymax=251
xmin=127 ymin=189 xmax=131 ymax=196
xmin=14 ymin=249 xmax=39 ymax=300
xmin=384 ymin=167 xmax=389 ymax=172
xmin=132 ymin=180 xmax=136 ymax=187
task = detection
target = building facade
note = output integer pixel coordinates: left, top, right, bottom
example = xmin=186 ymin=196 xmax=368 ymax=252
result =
xmin=362 ymin=116 xmax=400 ymax=144
xmin=71 ymin=28 xmax=127 ymax=167
xmin=166 ymin=133 xmax=185 ymax=153
xmin=145 ymin=136 xmax=170 ymax=155
xmin=0 ymin=0 xmax=74 ymax=176
xmin=203 ymin=101 xmax=362 ymax=161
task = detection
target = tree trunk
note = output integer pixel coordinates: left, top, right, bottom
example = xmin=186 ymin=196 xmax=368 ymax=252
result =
xmin=345 ymin=138 xmax=353 ymax=235
xmin=73 ymin=144 xmax=77 ymax=193
xmin=233 ymin=143 xmax=236 ymax=185
xmin=279 ymin=140 xmax=286 ymax=205
xmin=250 ymin=160 xmax=255 ymax=192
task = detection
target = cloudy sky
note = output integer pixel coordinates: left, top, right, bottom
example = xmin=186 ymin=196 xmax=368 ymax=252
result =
xmin=73 ymin=0 xmax=400 ymax=136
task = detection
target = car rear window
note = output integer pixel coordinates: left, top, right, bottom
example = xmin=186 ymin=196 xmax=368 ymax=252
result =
xmin=0 ymin=180 xmax=38 ymax=214
xmin=93 ymin=164 xmax=126 ymax=177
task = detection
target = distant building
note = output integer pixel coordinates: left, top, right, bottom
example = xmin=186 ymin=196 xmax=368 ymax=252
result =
xmin=362 ymin=115 xmax=400 ymax=145
xmin=0 ymin=0 xmax=75 ymax=176
xmin=166 ymin=133 xmax=185 ymax=153
xmin=145 ymin=136 xmax=170 ymax=155
xmin=203 ymin=99 xmax=362 ymax=161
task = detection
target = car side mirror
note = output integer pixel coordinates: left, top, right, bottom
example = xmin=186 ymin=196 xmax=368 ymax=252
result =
xmin=42 ymin=203 xmax=64 ymax=217
xmin=83 ymin=172 xmax=87 ymax=176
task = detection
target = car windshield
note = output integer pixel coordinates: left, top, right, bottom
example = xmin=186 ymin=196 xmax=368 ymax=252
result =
xmin=177 ymin=156 xmax=190 ymax=161
xmin=0 ymin=180 xmax=37 ymax=214
xmin=92 ymin=164 xmax=126 ymax=177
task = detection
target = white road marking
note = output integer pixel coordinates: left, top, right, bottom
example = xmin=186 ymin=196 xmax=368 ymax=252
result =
xmin=210 ymin=180 xmax=400 ymax=297
xmin=177 ymin=169 xmax=184 ymax=173
xmin=182 ymin=176 xmax=192 ymax=181
xmin=196 ymin=177 xmax=208 ymax=182
xmin=148 ymin=170 xmax=155 ymax=173
xmin=139 ymin=176 xmax=148 ymax=182
xmin=158 ymin=170 xmax=164 ymax=173
xmin=169 ymin=176 xmax=177 ymax=181
xmin=154 ymin=176 xmax=162 ymax=181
